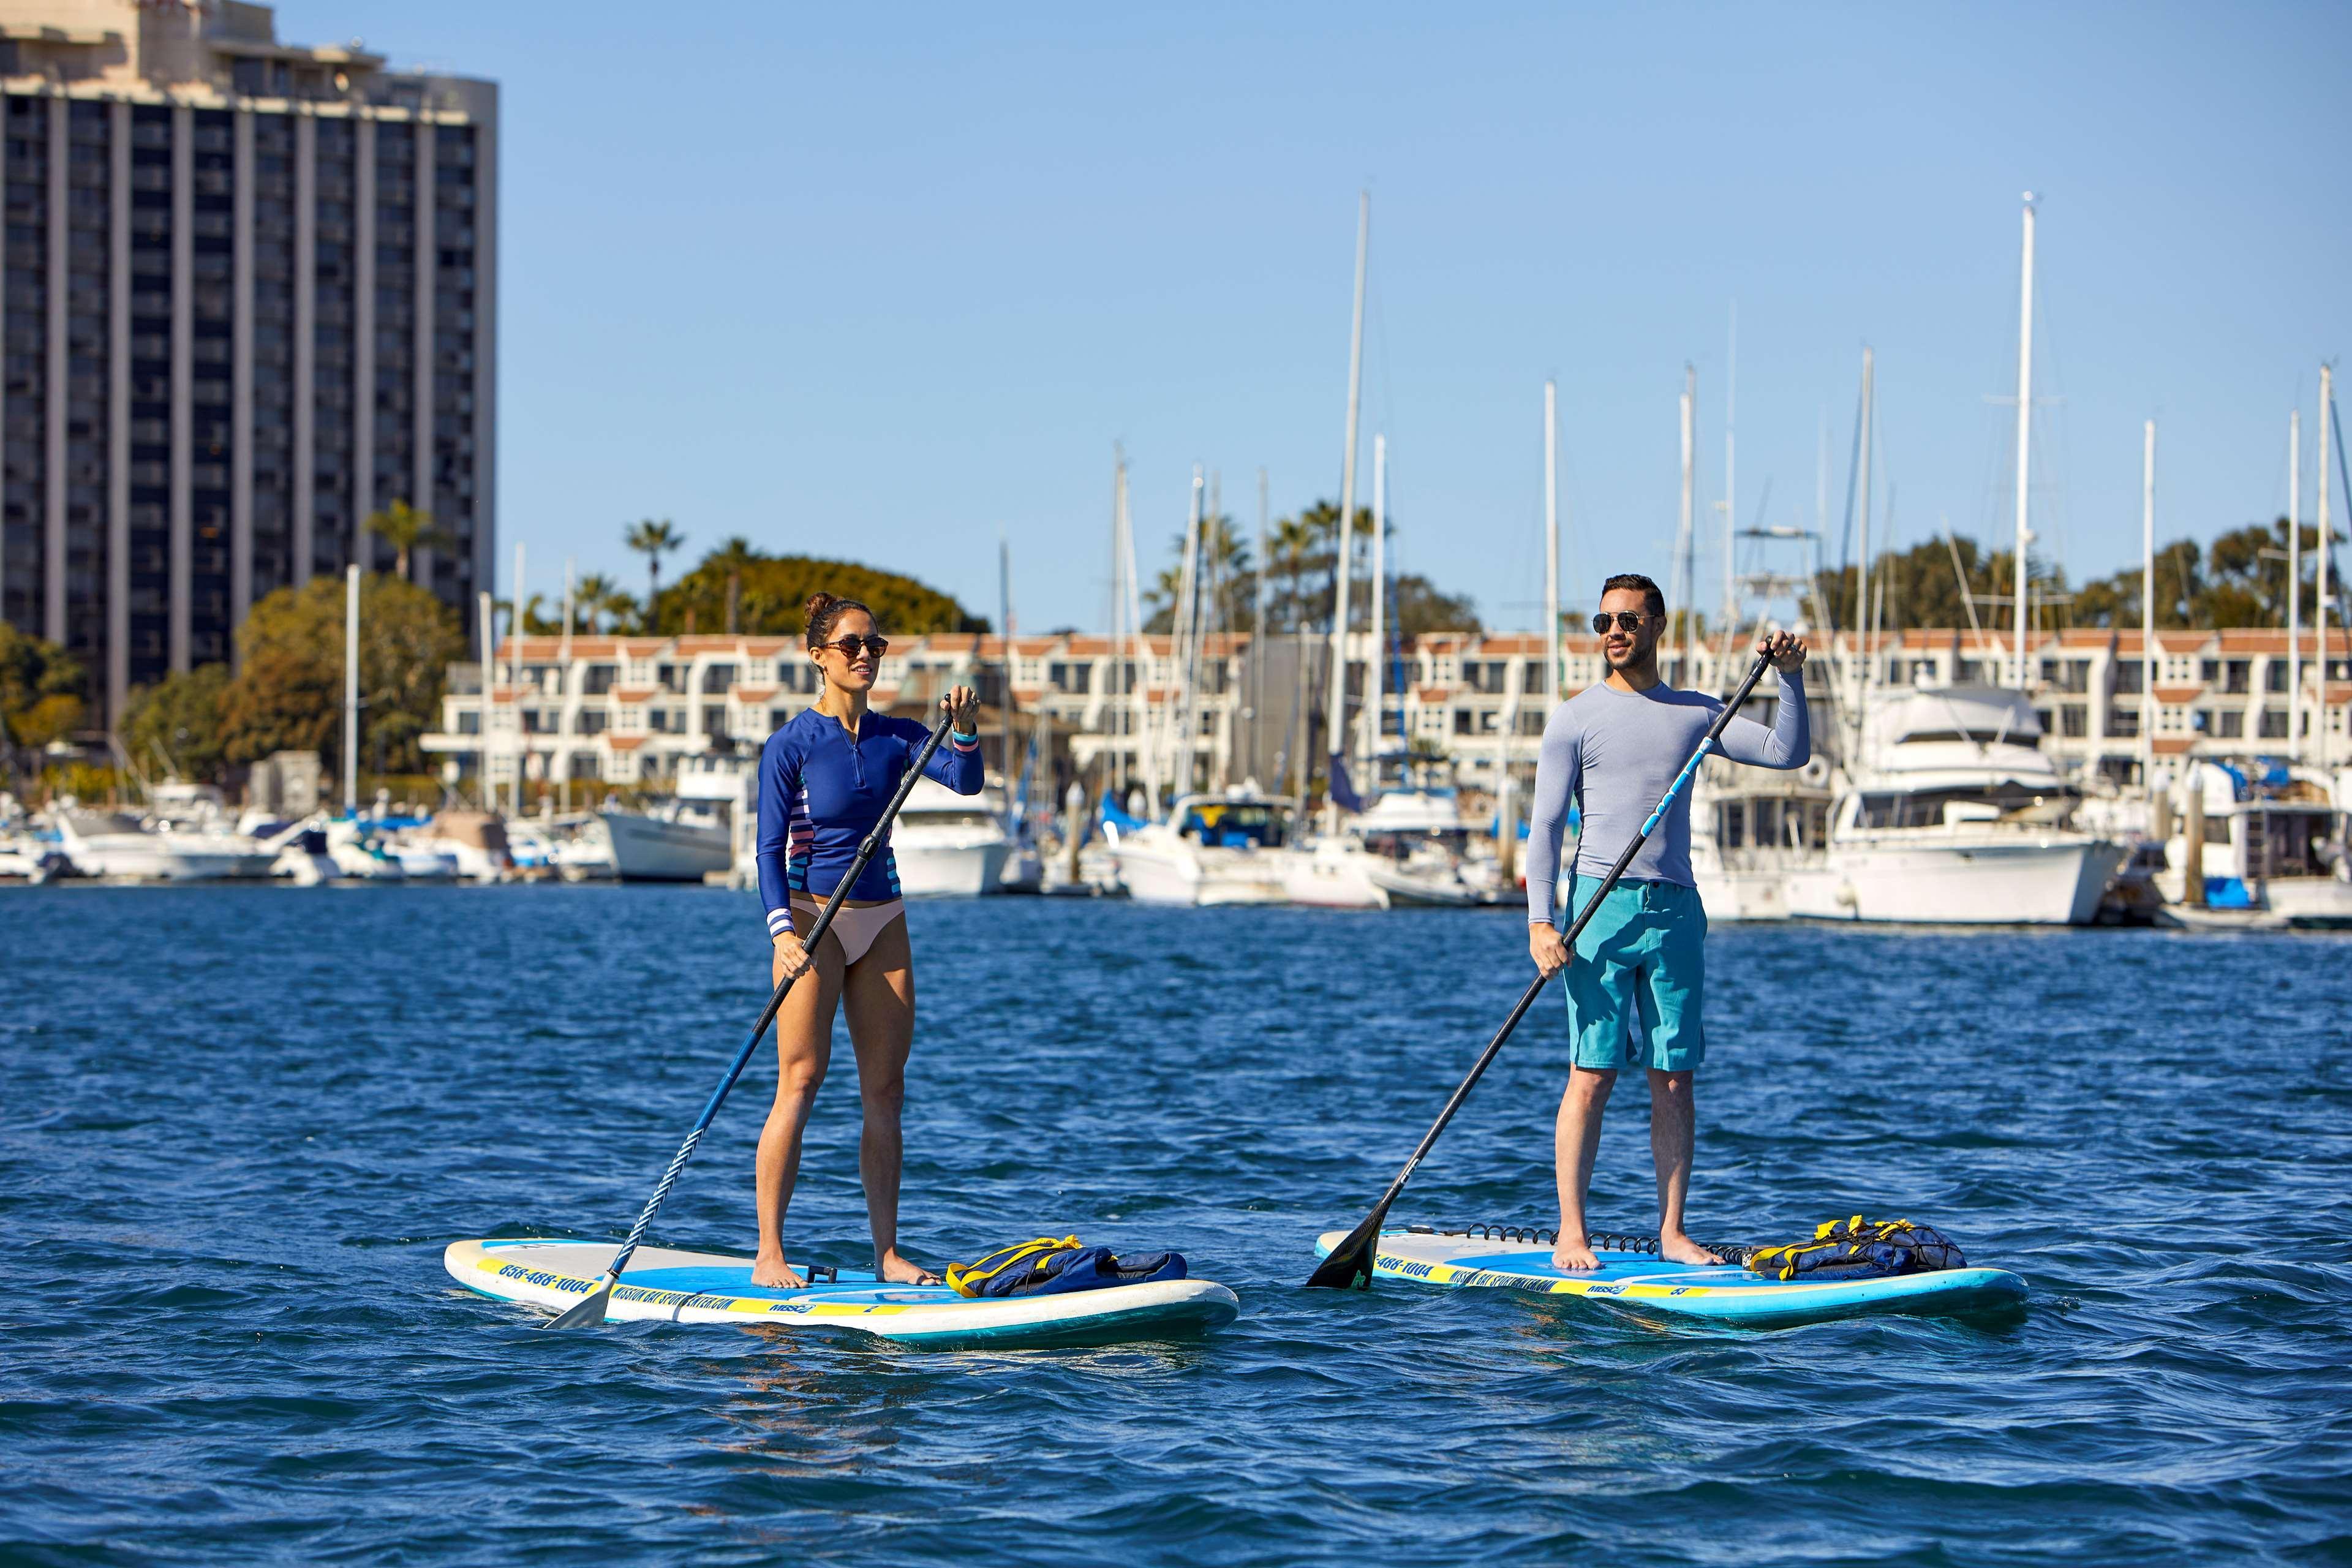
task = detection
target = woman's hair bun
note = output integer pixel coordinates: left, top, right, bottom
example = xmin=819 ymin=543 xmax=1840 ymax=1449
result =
xmin=803 ymin=590 xmax=873 ymax=649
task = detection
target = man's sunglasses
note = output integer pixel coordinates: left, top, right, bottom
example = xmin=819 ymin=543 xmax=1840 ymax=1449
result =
xmin=819 ymin=635 xmax=890 ymax=659
xmin=1591 ymin=611 xmax=1655 ymax=635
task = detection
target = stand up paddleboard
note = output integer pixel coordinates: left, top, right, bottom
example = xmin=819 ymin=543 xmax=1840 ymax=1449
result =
xmin=447 ymin=1238 xmax=1239 ymax=1349
xmin=1314 ymin=1227 xmax=2027 ymax=1325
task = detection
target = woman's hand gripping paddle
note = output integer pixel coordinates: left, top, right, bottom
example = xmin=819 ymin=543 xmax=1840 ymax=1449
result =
xmin=1306 ymin=654 xmax=1773 ymax=1289
xmin=544 ymin=714 xmax=957 ymax=1329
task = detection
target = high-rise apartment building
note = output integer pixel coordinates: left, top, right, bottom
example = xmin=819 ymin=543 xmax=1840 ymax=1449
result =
xmin=0 ymin=0 xmax=494 ymax=730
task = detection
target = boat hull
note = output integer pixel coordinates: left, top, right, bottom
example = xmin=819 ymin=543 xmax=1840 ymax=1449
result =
xmin=599 ymin=810 xmax=733 ymax=882
xmin=892 ymin=839 xmax=1011 ymax=898
xmin=1110 ymin=840 xmax=1286 ymax=907
xmin=1786 ymin=836 xmax=2125 ymax=925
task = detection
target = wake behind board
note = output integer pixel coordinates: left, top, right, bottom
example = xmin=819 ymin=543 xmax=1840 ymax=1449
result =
xmin=1316 ymin=1228 xmax=2027 ymax=1325
xmin=448 ymin=1239 xmax=1239 ymax=1349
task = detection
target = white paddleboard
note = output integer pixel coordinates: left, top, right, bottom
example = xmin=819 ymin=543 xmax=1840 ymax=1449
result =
xmin=446 ymin=1238 xmax=1240 ymax=1348
xmin=1317 ymin=1227 xmax=2027 ymax=1325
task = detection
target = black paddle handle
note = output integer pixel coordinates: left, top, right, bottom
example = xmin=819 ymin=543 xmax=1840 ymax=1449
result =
xmin=1311 ymin=655 xmax=1774 ymax=1281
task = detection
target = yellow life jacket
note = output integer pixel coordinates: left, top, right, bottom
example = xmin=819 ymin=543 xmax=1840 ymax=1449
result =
xmin=1746 ymin=1216 xmax=1966 ymax=1281
xmin=944 ymin=1235 xmax=1081 ymax=1298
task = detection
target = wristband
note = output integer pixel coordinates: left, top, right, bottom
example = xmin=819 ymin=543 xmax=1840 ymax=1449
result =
xmin=951 ymin=729 xmax=978 ymax=745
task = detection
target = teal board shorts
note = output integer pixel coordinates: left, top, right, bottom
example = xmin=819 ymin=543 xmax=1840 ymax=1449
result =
xmin=1561 ymin=878 xmax=1707 ymax=1072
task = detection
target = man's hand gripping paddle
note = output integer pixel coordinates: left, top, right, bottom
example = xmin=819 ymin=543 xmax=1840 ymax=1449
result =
xmin=1305 ymin=654 xmax=1773 ymax=1289
xmin=544 ymin=714 xmax=956 ymax=1329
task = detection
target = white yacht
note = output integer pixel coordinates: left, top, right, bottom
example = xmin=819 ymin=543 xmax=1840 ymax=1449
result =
xmin=323 ymin=816 xmax=407 ymax=880
xmin=890 ymin=777 xmax=1014 ymax=897
xmin=2158 ymin=761 xmax=2352 ymax=928
xmin=600 ymin=752 xmax=748 ymax=883
xmin=1106 ymin=791 xmax=1292 ymax=907
xmin=1782 ymin=685 xmax=2125 ymax=925
xmin=53 ymin=810 xmax=266 ymax=881
xmin=1283 ymin=791 xmax=1484 ymax=908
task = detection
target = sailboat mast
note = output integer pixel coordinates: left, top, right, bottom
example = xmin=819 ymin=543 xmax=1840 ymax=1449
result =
xmin=1676 ymin=366 xmax=1694 ymax=679
xmin=1544 ymin=379 xmax=1561 ymax=707
xmin=2141 ymin=420 xmax=2156 ymax=791
xmin=342 ymin=564 xmax=360 ymax=813
xmin=2289 ymin=410 xmax=2302 ymax=762
xmin=1120 ymin=461 xmax=1153 ymax=810
xmin=2012 ymin=194 xmax=2037 ymax=690
xmin=1325 ymin=190 xmax=1369 ymax=832
xmin=1722 ymin=303 xmax=1738 ymax=662
xmin=998 ymin=532 xmax=1016 ymax=823
xmin=1109 ymin=452 xmax=1126 ymax=798
xmin=1365 ymin=434 xmax=1387 ymax=791
xmin=1855 ymin=347 xmax=1874 ymax=764
xmin=2319 ymin=364 xmax=2334 ymax=776
xmin=1254 ymin=465 xmax=1269 ymax=787
xmin=1171 ymin=466 xmax=1205 ymax=799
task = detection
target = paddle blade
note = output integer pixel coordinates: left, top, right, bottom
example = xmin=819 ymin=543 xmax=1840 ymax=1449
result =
xmin=1305 ymin=1208 xmax=1389 ymax=1289
xmin=541 ymin=1275 xmax=616 ymax=1331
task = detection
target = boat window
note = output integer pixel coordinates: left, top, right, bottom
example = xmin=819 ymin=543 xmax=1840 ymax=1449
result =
xmin=1721 ymin=802 xmax=1745 ymax=848
xmin=1856 ymin=787 xmax=2079 ymax=831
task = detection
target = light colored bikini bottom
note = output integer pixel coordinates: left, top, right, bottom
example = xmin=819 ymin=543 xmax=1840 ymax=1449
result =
xmin=791 ymin=897 xmax=907 ymax=967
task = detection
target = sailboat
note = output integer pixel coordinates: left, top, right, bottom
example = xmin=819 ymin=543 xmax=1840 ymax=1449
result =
xmin=1784 ymin=199 xmax=2122 ymax=924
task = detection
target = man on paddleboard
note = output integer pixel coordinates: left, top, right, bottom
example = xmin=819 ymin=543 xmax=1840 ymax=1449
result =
xmin=1526 ymin=573 xmax=1809 ymax=1272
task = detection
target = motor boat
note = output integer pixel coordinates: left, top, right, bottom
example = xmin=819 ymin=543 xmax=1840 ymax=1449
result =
xmin=53 ymin=810 xmax=266 ymax=881
xmin=1782 ymin=685 xmax=2125 ymax=925
xmin=1105 ymin=791 xmax=1291 ymax=907
xmin=890 ymin=777 xmax=1014 ymax=897
xmin=1689 ymin=758 xmax=1834 ymax=922
xmin=601 ymin=752 xmax=750 ymax=883
xmin=2157 ymin=760 xmax=2352 ymax=928
xmin=1283 ymin=790 xmax=1485 ymax=909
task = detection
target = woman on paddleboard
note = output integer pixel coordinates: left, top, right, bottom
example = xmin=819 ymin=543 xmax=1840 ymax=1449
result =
xmin=753 ymin=592 xmax=982 ymax=1288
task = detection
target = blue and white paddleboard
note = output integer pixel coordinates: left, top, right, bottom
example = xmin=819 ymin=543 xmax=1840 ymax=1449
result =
xmin=446 ymin=1238 xmax=1240 ymax=1348
xmin=1316 ymin=1228 xmax=2027 ymax=1325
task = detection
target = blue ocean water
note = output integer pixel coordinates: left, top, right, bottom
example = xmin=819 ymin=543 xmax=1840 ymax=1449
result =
xmin=4 ymin=886 xmax=2350 ymax=1565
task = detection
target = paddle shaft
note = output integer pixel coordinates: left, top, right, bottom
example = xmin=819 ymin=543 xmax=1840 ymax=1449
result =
xmin=1307 ymin=654 xmax=1774 ymax=1288
xmin=545 ymin=712 xmax=957 ymax=1329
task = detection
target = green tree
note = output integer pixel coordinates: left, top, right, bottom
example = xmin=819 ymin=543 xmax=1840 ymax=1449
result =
xmin=124 ymin=662 xmax=233 ymax=780
xmin=569 ymin=573 xmax=633 ymax=633
xmin=625 ymin=519 xmax=687 ymax=630
xmin=363 ymin=499 xmax=450 ymax=578
xmin=707 ymin=535 xmax=762 ymax=635
xmin=215 ymin=573 xmax=465 ymax=777
xmin=0 ymin=624 xmax=86 ymax=788
xmin=1389 ymin=573 xmax=1481 ymax=635
xmin=649 ymin=547 xmax=984 ymax=638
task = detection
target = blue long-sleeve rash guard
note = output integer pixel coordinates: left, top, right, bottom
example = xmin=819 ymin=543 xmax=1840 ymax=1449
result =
xmin=756 ymin=707 xmax=982 ymax=938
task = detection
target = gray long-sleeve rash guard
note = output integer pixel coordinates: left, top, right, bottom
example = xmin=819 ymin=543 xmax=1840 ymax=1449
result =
xmin=1525 ymin=668 xmax=1809 ymax=924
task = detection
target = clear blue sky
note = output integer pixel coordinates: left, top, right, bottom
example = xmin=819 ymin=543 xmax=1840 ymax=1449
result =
xmin=290 ymin=1 xmax=2352 ymax=634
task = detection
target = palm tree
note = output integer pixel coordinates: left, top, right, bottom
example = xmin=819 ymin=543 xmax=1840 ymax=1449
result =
xmin=363 ymin=500 xmax=449 ymax=579
xmin=573 ymin=573 xmax=620 ymax=633
xmin=625 ymin=519 xmax=686 ymax=633
xmin=707 ymin=535 xmax=764 ymax=634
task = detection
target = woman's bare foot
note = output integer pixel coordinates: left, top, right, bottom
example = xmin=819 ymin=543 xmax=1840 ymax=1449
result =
xmin=1551 ymin=1237 xmax=1600 ymax=1272
xmin=876 ymin=1248 xmax=940 ymax=1286
xmin=1659 ymin=1231 xmax=1723 ymax=1266
xmin=751 ymin=1251 xmax=807 ymax=1289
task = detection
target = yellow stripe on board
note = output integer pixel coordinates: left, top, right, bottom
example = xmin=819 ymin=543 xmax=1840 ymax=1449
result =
xmin=1373 ymin=1251 xmax=1777 ymax=1302
xmin=470 ymin=1254 xmax=918 ymax=1319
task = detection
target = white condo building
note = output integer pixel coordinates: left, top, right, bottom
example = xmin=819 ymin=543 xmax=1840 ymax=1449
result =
xmin=426 ymin=624 xmax=2351 ymax=802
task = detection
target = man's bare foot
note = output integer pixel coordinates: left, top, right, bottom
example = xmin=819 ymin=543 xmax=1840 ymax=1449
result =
xmin=751 ymin=1252 xmax=807 ymax=1289
xmin=1551 ymin=1237 xmax=1600 ymax=1272
xmin=1659 ymin=1232 xmax=1723 ymax=1266
xmin=877 ymin=1249 xmax=940 ymax=1286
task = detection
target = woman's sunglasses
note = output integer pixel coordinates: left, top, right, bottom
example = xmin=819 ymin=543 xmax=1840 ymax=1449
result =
xmin=1591 ymin=611 xmax=1654 ymax=635
xmin=819 ymin=635 xmax=890 ymax=659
